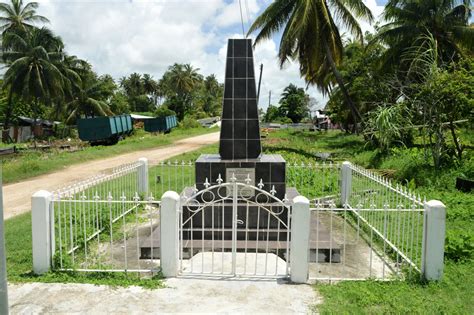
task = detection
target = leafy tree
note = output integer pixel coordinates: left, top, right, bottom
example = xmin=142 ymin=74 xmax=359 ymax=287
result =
xmin=119 ymin=73 xmax=154 ymax=112
xmin=264 ymin=105 xmax=283 ymax=122
xmin=376 ymin=0 xmax=473 ymax=70
xmin=278 ymin=84 xmax=310 ymax=123
xmin=154 ymin=105 xmax=176 ymax=118
xmin=65 ymin=73 xmax=113 ymax=124
xmin=109 ymin=91 xmax=129 ymax=115
xmin=160 ymin=63 xmax=203 ymax=120
xmin=200 ymin=74 xmax=223 ymax=117
xmin=0 ymin=0 xmax=49 ymax=34
xmin=248 ymin=0 xmax=374 ymax=127
xmin=142 ymin=73 xmax=161 ymax=106
xmin=2 ymin=27 xmax=65 ymax=141
xmin=326 ymin=35 xmax=393 ymax=128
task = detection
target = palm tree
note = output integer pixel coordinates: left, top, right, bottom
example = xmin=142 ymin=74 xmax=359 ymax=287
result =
xmin=160 ymin=63 xmax=203 ymax=119
xmin=376 ymin=0 xmax=473 ymax=69
xmin=0 ymin=0 xmax=49 ymax=34
xmin=142 ymin=74 xmax=161 ymax=106
xmin=1 ymin=27 xmax=65 ymax=142
xmin=65 ymin=77 xmax=113 ymax=124
xmin=248 ymin=0 xmax=373 ymax=126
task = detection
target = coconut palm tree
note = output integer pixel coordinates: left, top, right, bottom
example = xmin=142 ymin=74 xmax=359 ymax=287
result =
xmin=1 ymin=27 xmax=65 ymax=142
xmin=248 ymin=0 xmax=374 ymax=126
xmin=0 ymin=0 xmax=49 ymax=34
xmin=65 ymin=77 xmax=113 ymax=124
xmin=376 ymin=0 xmax=473 ymax=70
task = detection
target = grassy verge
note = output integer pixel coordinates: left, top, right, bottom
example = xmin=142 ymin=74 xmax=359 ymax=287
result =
xmin=263 ymin=129 xmax=473 ymax=314
xmin=1 ymin=126 xmax=217 ymax=184
xmin=5 ymin=212 xmax=163 ymax=289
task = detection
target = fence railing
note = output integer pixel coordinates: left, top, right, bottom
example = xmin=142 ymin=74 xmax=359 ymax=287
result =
xmin=31 ymin=158 xmax=445 ymax=282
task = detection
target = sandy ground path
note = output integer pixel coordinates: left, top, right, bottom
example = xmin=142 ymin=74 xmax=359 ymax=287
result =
xmin=3 ymin=132 xmax=219 ymax=220
xmin=8 ymin=278 xmax=319 ymax=314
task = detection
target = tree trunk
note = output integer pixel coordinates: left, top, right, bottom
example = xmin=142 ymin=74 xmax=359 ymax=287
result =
xmin=2 ymin=88 xmax=14 ymax=143
xmin=323 ymin=43 xmax=362 ymax=131
xmin=449 ymin=121 xmax=462 ymax=161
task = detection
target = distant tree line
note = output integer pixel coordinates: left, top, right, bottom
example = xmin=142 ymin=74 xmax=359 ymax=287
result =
xmin=0 ymin=0 xmax=223 ymax=143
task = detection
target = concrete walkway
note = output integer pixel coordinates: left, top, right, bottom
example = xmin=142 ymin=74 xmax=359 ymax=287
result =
xmin=8 ymin=278 xmax=319 ymax=314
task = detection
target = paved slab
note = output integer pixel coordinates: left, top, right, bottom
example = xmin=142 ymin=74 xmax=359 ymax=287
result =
xmin=3 ymin=132 xmax=219 ymax=219
xmin=8 ymin=278 xmax=319 ymax=314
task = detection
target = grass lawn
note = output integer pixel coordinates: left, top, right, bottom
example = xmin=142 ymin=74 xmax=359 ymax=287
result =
xmin=262 ymin=129 xmax=474 ymax=314
xmin=1 ymin=126 xmax=217 ymax=184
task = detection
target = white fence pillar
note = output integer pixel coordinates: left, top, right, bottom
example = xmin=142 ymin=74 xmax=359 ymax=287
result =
xmin=160 ymin=191 xmax=180 ymax=277
xmin=290 ymin=196 xmax=310 ymax=283
xmin=340 ymin=161 xmax=352 ymax=206
xmin=32 ymin=190 xmax=53 ymax=275
xmin=138 ymin=157 xmax=149 ymax=196
xmin=422 ymin=200 xmax=446 ymax=281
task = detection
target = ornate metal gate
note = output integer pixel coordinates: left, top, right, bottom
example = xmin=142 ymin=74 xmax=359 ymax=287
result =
xmin=179 ymin=176 xmax=291 ymax=278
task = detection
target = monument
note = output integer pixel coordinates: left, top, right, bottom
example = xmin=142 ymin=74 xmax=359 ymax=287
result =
xmin=195 ymin=38 xmax=286 ymax=200
xmin=140 ymin=38 xmax=340 ymax=264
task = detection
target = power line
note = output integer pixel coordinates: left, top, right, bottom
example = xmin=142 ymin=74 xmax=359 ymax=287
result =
xmin=244 ymin=0 xmax=251 ymax=29
xmin=238 ymin=0 xmax=245 ymax=38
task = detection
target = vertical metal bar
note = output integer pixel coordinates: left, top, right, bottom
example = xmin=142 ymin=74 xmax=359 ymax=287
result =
xmin=201 ymin=206 xmax=205 ymax=273
xmin=212 ymin=204 xmax=215 ymax=273
xmin=231 ymin=182 xmax=237 ymax=276
xmin=254 ymin=205 xmax=261 ymax=275
xmin=244 ymin=202 xmax=249 ymax=275
xmin=264 ymin=206 xmax=271 ymax=276
xmin=58 ymin=198 xmax=63 ymax=269
xmin=122 ymin=199 xmax=127 ymax=272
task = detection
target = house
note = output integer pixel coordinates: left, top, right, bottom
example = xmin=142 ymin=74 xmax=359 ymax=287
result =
xmin=6 ymin=116 xmax=58 ymax=143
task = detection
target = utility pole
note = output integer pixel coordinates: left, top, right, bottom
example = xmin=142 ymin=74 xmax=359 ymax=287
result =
xmin=268 ymin=90 xmax=272 ymax=107
xmin=0 ymin=169 xmax=8 ymax=314
xmin=257 ymin=63 xmax=263 ymax=103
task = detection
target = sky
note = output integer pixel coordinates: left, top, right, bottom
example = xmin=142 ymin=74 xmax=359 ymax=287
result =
xmin=35 ymin=0 xmax=386 ymax=112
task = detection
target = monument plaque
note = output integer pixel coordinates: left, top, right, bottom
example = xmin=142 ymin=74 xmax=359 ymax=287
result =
xmin=226 ymin=168 xmax=255 ymax=197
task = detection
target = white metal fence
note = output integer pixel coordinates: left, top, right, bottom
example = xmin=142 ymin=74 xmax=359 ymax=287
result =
xmin=31 ymin=158 xmax=445 ymax=283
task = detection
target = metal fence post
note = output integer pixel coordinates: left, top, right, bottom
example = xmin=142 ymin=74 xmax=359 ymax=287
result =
xmin=138 ymin=157 xmax=149 ymax=196
xmin=0 ymin=170 xmax=9 ymax=314
xmin=290 ymin=195 xmax=310 ymax=283
xmin=422 ymin=200 xmax=446 ymax=281
xmin=340 ymin=161 xmax=352 ymax=206
xmin=160 ymin=191 xmax=180 ymax=277
xmin=31 ymin=190 xmax=53 ymax=275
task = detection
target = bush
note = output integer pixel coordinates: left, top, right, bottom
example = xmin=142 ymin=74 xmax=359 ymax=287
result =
xmin=445 ymin=231 xmax=474 ymax=262
xmin=154 ymin=105 xmax=176 ymax=118
xmin=179 ymin=116 xmax=201 ymax=129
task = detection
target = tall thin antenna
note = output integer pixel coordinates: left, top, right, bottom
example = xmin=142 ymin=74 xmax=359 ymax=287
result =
xmin=238 ymin=0 xmax=246 ymax=38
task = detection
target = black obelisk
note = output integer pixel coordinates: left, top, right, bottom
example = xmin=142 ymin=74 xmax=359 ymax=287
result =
xmin=219 ymin=39 xmax=262 ymax=160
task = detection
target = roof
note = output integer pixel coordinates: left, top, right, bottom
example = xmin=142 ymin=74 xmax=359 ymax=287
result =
xmin=130 ymin=114 xmax=155 ymax=120
xmin=17 ymin=116 xmax=58 ymax=126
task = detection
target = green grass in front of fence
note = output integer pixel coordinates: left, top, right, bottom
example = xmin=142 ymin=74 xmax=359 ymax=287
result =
xmin=4 ymin=211 xmax=164 ymax=289
xmin=263 ymin=129 xmax=473 ymax=314
xmin=1 ymin=126 xmax=217 ymax=184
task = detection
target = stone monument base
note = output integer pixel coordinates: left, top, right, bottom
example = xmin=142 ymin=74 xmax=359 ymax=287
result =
xmin=195 ymin=154 xmax=286 ymax=200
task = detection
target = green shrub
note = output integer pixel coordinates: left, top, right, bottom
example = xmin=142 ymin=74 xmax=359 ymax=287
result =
xmin=154 ymin=105 xmax=176 ymax=118
xmin=179 ymin=116 xmax=201 ymax=129
xmin=445 ymin=231 xmax=474 ymax=262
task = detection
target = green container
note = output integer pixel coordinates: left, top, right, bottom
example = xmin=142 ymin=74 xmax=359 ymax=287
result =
xmin=77 ymin=115 xmax=133 ymax=144
xmin=144 ymin=115 xmax=177 ymax=133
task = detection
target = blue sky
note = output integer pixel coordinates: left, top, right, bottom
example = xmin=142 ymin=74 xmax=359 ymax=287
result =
xmin=36 ymin=0 xmax=386 ymax=110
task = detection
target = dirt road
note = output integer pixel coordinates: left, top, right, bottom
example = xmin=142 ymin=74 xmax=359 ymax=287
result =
xmin=3 ymin=132 xmax=219 ymax=220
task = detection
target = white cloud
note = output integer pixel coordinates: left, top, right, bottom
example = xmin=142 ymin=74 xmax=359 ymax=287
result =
xmin=33 ymin=0 xmax=337 ymax=113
